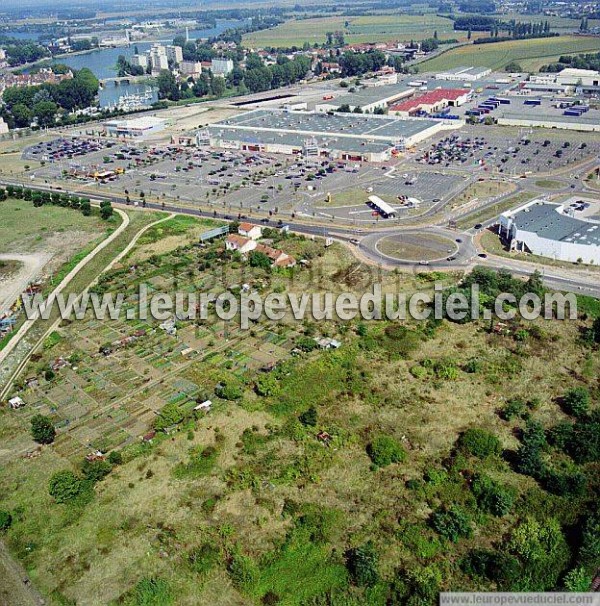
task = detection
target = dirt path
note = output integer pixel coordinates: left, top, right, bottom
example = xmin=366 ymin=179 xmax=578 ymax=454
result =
xmin=0 ymin=208 xmax=129 ymax=394
xmin=0 ymin=253 xmax=51 ymax=317
xmin=0 ymin=540 xmax=45 ymax=605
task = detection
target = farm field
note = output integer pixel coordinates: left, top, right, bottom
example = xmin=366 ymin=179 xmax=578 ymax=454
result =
xmin=417 ymin=35 xmax=600 ymax=72
xmin=243 ymin=14 xmax=460 ymax=48
xmin=0 ymin=206 xmax=598 ymax=605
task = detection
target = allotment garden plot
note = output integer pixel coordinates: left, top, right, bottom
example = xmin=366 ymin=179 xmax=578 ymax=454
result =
xmin=6 ymin=238 xmax=310 ymax=464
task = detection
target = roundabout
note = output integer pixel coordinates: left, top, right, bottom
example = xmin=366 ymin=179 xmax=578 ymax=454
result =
xmin=375 ymin=232 xmax=459 ymax=263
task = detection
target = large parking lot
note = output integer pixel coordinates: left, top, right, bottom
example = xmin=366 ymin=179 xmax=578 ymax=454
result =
xmin=409 ymin=125 xmax=600 ymax=176
xmin=23 ymin=136 xmax=112 ymax=162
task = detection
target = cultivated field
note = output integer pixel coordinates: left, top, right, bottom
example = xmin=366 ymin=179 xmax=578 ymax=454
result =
xmin=243 ymin=14 xmax=460 ymax=48
xmin=417 ymin=35 xmax=600 ymax=72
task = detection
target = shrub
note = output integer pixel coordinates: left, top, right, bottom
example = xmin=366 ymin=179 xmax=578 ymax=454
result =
xmin=228 ymin=552 xmax=259 ymax=590
xmin=367 ymin=435 xmax=406 ymax=467
xmin=296 ymin=336 xmax=317 ymax=352
xmin=126 ymin=577 xmax=173 ymax=605
xmin=81 ymin=458 xmax=112 ymax=483
xmin=154 ymin=402 xmax=184 ymax=431
xmin=188 ymin=543 xmax=220 ymax=575
xmin=458 ymin=428 xmax=502 ymax=458
xmin=543 ymin=469 xmax=587 ymax=497
xmin=431 ymin=505 xmax=473 ymax=542
xmin=30 ymin=414 xmax=56 ymax=444
xmin=500 ymin=398 xmax=526 ymax=421
xmin=561 ymin=387 xmax=590 ymax=418
xmin=563 ymin=567 xmax=591 ymax=591
xmin=433 ymin=358 xmax=459 ymax=380
xmin=460 ymin=549 xmax=521 ymax=589
xmin=472 ymin=474 xmax=515 ymax=516
xmin=0 ymin=510 xmax=12 ymax=532
xmin=107 ymin=451 xmax=123 ymax=465
xmin=515 ymin=421 xmax=547 ymax=478
xmin=507 ymin=517 xmax=570 ymax=591
xmin=346 ymin=541 xmax=379 ymax=587
xmin=299 ymin=406 xmax=317 ymax=427
xmin=216 ymin=380 xmax=243 ymax=400
xmin=578 ymin=513 xmax=600 ymax=572
xmin=48 ymin=470 xmax=84 ymax=503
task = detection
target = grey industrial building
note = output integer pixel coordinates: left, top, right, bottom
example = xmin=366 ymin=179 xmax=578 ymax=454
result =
xmin=198 ymin=109 xmax=462 ymax=162
xmin=499 ymin=199 xmax=600 ymax=265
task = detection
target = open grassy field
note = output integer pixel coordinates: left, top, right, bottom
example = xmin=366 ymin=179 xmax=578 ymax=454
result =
xmin=377 ymin=233 xmax=457 ymax=261
xmin=456 ymin=191 xmax=535 ymax=229
xmin=417 ymin=35 xmax=600 ymax=72
xmin=243 ymin=14 xmax=459 ymax=48
xmin=0 ymin=199 xmax=110 ymax=256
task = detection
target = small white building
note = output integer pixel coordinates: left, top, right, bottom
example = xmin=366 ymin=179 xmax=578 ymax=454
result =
xmin=194 ymin=400 xmax=212 ymax=412
xmin=225 ymin=234 xmax=257 ymax=254
xmin=211 ymin=58 xmax=234 ymax=76
xmin=8 ymin=397 xmax=25 ymax=409
xmin=238 ymin=222 xmax=262 ymax=240
xmin=180 ymin=60 xmax=202 ymax=77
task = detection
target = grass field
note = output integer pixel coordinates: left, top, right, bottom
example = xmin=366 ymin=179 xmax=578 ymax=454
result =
xmin=0 ymin=199 xmax=110 ymax=255
xmin=243 ymin=14 xmax=459 ymax=48
xmin=456 ymin=191 xmax=535 ymax=229
xmin=417 ymin=35 xmax=600 ymax=72
xmin=377 ymin=233 xmax=457 ymax=261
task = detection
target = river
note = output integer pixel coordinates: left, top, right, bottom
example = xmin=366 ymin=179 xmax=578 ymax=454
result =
xmin=48 ymin=19 xmax=249 ymax=79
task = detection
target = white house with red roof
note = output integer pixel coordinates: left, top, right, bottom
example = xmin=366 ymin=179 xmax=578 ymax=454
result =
xmin=238 ymin=222 xmax=262 ymax=240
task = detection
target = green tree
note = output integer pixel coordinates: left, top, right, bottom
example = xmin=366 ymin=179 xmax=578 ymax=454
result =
xmin=30 ymin=414 xmax=56 ymax=444
xmin=11 ymin=103 xmax=32 ymax=128
xmin=33 ymin=100 xmax=58 ymax=128
xmin=210 ymin=76 xmax=227 ymax=97
xmin=248 ymin=251 xmax=271 ymax=269
xmin=99 ymin=203 xmax=113 ymax=220
xmin=472 ymin=474 xmax=515 ymax=516
xmin=562 ymin=387 xmax=590 ymax=418
xmin=563 ymin=567 xmax=591 ymax=591
xmin=81 ymin=458 xmax=112 ymax=482
xmin=299 ymin=406 xmax=318 ymax=427
xmin=507 ymin=517 xmax=570 ymax=591
xmin=156 ymin=70 xmax=180 ymax=101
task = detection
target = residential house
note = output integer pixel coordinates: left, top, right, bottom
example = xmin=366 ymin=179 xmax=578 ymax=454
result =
xmin=238 ymin=222 xmax=262 ymax=240
xmin=226 ymin=234 xmax=257 ymax=254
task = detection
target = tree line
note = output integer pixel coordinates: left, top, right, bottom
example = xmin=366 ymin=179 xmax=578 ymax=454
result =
xmin=1 ymin=67 xmax=98 ymax=129
xmin=0 ymin=36 xmax=49 ymax=66
xmin=540 ymin=51 xmax=600 ymax=73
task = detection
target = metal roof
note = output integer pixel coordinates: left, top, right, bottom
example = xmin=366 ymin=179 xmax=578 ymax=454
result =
xmin=211 ymin=108 xmax=442 ymax=143
xmin=511 ymin=202 xmax=600 ymax=246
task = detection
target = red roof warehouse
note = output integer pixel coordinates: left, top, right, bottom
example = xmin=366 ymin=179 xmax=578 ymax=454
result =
xmin=389 ymin=89 xmax=472 ymax=116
